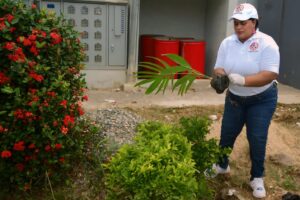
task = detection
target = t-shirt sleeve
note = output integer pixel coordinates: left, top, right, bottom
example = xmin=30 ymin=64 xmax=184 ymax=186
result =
xmin=259 ymin=44 xmax=280 ymax=74
xmin=214 ymin=40 xmax=226 ymax=69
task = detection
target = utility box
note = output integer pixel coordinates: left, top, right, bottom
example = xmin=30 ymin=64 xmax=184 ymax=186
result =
xmin=39 ymin=1 xmax=128 ymax=69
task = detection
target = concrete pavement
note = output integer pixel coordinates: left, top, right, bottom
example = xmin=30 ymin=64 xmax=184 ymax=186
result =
xmin=83 ymin=80 xmax=300 ymax=110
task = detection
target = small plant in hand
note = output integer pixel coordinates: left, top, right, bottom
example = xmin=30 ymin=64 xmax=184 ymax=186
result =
xmin=136 ymin=54 xmax=211 ymax=95
xmin=0 ymin=0 xmax=88 ymax=191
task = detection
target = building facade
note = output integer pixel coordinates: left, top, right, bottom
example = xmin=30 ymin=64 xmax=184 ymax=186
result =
xmin=25 ymin=0 xmax=260 ymax=89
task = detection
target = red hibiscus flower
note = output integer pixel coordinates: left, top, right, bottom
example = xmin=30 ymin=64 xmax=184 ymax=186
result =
xmin=13 ymin=141 xmax=25 ymax=151
xmin=30 ymin=45 xmax=39 ymax=56
xmin=60 ymin=100 xmax=67 ymax=108
xmin=28 ymin=34 xmax=37 ymax=41
xmin=63 ymin=115 xmax=75 ymax=126
xmin=0 ymin=72 xmax=10 ymax=85
xmin=0 ymin=21 xmax=6 ymax=31
xmin=3 ymin=42 xmax=16 ymax=51
xmin=9 ymin=27 xmax=16 ymax=32
xmin=47 ymin=91 xmax=56 ymax=97
xmin=28 ymin=61 xmax=37 ymax=68
xmin=82 ymin=95 xmax=88 ymax=101
xmin=59 ymin=157 xmax=65 ymax=163
xmin=28 ymin=143 xmax=36 ymax=149
xmin=78 ymin=106 xmax=85 ymax=116
xmin=23 ymin=38 xmax=32 ymax=46
xmin=45 ymin=145 xmax=51 ymax=152
xmin=5 ymin=14 xmax=14 ymax=23
xmin=16 ymin=163 xmax=25 ymax=172
xmin=61 ymin=126 xmax=68 ymax=135
xmin=29 ymin=72 xmax=44 ymax=82
xmin=50 ymin=32 xmax=62 ymax=44
xmin=1 ymin=150 xmax=12 ymax=158
xmin=55 ymin=143 xmax=62 ymax=150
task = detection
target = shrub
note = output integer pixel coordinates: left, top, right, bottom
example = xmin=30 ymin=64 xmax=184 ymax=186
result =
xmin=179 ymin=116 xmax=230 ymax=173
xmin=0 ymin=0 xmax=87 ymax=190
xmin=104 ymin=121 xmax=199 ymax=200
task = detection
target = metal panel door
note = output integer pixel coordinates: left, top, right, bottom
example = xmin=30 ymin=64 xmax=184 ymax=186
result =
xmin=64 ymin=2 xmax=108 ymax=68
xmin=259 ymin=0 xmax=300 ymax=89
xmin=108 ymin=5 xmax=128 ymax=66
xmin=277 ymin=0 xmax=300 ymax=88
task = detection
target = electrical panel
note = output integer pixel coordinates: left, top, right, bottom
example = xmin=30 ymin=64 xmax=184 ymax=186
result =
xmin=40 ymin=1 xmax=62 ymax=16
xmin=108 ymin=5 xmax=128 ymax=66
xmin=39 ymin=1 xmax=128 ymax=68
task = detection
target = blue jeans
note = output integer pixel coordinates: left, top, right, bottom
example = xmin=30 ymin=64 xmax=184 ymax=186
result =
xmin=218 ymin=83 xmax=278 ymax=179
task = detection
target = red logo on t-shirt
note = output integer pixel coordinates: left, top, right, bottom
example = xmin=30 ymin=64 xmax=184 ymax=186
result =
xmin=234 ymin=4 xmax=244 ymax=14
xmin=249 ymin=42 xmax=259 ymax=52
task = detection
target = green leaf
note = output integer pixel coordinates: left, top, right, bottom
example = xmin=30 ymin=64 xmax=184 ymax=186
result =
xmin=1 ymin=86 xmax=14 ymax=94
xmin=36 ymin=41 xmax=46 ymax=48
xmin=139 ymin=62 xmax=165 ymax=71
xmin=0 ymin=111 xmax=7 ymax=115
xmin=135 ymin=79 xmax=153 ymax=87
xmin=146 ymin=56 xmax=171 ymax=68
xmin=165 ymin=54 xmax=191 ymax=68
xmin=138 ymin=64 xmax=161 ymax=73
xmin=11 ymin=18 xmax=19 ymax=24
xmin=3 ymin=34 xmax=12 ymax=40
xmin=145 ymin=79 xmax=162 ymax=94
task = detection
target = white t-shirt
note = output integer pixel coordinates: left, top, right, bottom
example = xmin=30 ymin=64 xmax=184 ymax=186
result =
xmin=214 ymin=30 xmax=280 ymax=96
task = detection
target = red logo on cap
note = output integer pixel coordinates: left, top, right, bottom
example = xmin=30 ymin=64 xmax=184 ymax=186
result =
xmin=249 ymin=42 xmax=259 ymax=52
xmin=235 ymin=4 xmax=244 ymax=13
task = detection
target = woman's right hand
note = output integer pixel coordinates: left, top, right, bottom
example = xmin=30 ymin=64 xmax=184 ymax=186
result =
xmin=214 ymin=67 xmax=226 ymax=76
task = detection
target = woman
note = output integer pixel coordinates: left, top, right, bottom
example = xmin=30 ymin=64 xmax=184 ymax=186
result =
xmin=209 ymin=3 xmax=280 ymax=199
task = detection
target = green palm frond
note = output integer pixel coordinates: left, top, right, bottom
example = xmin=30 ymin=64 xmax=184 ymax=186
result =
xmin=135 ymin=54 xmax=211 ymax=95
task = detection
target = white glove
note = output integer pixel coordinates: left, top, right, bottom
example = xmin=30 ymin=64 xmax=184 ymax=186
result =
xmin=228 ymin=73 xmax=245 ymax=86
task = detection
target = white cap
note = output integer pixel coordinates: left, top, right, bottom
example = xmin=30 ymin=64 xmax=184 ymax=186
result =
xmin=230 ymin=3 xmax=258 ymax=21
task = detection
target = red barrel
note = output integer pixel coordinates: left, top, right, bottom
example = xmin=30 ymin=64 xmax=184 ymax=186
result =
xmin=140 ymin=34 xmax=164 ymax=62
xmin=154 ymin=37 xmax=180 ymax=66
xmin=181 ymin=40 xmax=205 ymax=78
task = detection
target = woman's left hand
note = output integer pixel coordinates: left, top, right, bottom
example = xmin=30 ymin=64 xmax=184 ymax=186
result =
xmin=228 ymin=73 xmax=245 ymax=86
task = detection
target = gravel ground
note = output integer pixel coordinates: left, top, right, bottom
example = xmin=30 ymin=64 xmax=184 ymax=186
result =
xmin=86 ymin=108 xmax=144 ymax=145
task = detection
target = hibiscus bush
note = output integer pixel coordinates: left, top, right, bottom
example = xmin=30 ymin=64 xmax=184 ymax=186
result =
xmin=0 ymin=0 xmax=88 ymax=190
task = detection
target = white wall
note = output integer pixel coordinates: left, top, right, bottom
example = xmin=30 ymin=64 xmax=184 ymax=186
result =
xmin=83 ymin=69 xmax=126 ymax=89
xmin=204 ymin=0 xmax=229 ymax=75
xmin=139 ymin=0 xmax=207 ymax=39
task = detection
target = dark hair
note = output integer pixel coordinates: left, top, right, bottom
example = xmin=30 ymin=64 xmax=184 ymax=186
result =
xmin=250 ymin=18 xmax=259 ymax=30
